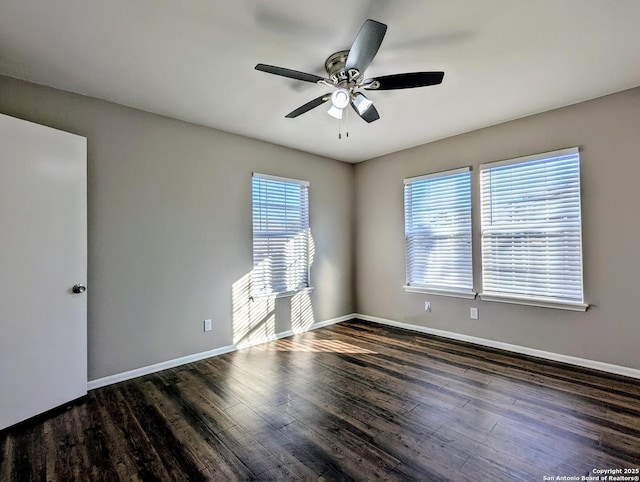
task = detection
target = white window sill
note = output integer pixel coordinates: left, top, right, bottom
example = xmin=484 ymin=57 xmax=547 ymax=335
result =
xmin=479 ymin=292 xmax=589 ymax=312
xmin=251 ymin=287 xmax=314 ymax=301
xmin=404 ymin=286 xmax=477 ymax=300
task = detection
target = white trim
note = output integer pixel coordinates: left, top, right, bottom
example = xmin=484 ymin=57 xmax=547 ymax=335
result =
xmin=252 ymin=172 xmax=309 ymax=186
xmin=404 ymin=286 xmax=477 ymax=299
xmin=87 ymin=313 xmax=354 ymax=390
xmin=252 ymin=286 xmax=315 ymax=300
xmin=479 ymin=146 xmax=579 ymax=170
xmin=87 ymin=344 xmax=237 ymax=390
xmin=404 ymin=166 xmax=470 ymax=184
xmin=356 ymin=314 xmax=640 ymax=380
xmin=479 ymin=292 xmax=589 ymax=311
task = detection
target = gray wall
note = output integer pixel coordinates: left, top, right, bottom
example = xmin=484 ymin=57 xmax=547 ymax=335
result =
xmin=355 ymin=87 xmax=640 ymax=370
xmin=0 ymin=76 xmax=354 ymax=380
xmin=3 ymin=73 xmax=639 ymax=378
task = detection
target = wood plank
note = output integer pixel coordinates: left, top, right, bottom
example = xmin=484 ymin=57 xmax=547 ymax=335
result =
xmin=223 ymin=402 xmax=328 ymax=478
xmin=119 ymin=382 xmax=209 ymax=481
xmin=139 ymin=379 xmax=254 ymax=480
xmin=93 ymin=387 xmax=169 ymax=481
xmin=0 ymin=435 xmax=13 ymax=482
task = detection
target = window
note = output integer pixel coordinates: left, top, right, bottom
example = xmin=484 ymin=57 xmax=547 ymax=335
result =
xmin=252 ymin=173 xmax=310 ymax=297
xmin=479 ymin=147 xmax=587 ymax=311
xmin=404 ymin=167 xmax=474 ymax=298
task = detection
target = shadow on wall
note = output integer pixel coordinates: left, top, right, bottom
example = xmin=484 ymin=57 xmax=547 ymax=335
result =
xmin=231 ymin=232 xmax=316 ymax=348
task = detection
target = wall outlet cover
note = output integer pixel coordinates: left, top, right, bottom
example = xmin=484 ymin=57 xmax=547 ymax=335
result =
xmin=204 ymin=319 xmax=212 ymax=332
xmin=470 ymin=307 xmax=479 ymax=320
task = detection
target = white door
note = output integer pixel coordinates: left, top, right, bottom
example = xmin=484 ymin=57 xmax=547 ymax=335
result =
xmin=0 ymin=113 xmax=87 ymax=431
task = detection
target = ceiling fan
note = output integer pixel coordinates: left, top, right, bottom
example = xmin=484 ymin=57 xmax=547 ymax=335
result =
xmin=255 ymin=19 xmax=444 ymax=124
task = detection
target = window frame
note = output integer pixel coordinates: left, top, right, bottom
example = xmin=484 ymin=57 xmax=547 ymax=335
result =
xmin=251 ymin=173 xmax=311 ymax=299
xmin=403 ymin=166 xmax=476 ymax=299
xmin=478 ymin=147 xmax=588 ymax=311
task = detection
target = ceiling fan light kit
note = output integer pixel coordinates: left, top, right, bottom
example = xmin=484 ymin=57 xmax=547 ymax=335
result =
xmin=352 ymin=92 xmax=373 ymax=115
xmin=255 ymin=19 xmax=444 ymax=128
xmin=327 ymin=105 xmax=343 ymax=120
xmin=327 ymin=88 xmax=350 ymax=119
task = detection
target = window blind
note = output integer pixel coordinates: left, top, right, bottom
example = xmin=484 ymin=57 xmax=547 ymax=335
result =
xmin=252 ymin=174 xmax=309 ymax=297
xmin=404 ymin=167 xmax=473 ymax=294
xmin=480 ymin=148 xmax=585 ymax=307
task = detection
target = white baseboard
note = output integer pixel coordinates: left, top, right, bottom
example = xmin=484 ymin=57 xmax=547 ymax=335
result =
xmin=87 ymin=313 xmax=355 ymax=390
xmin=87 ymin=344 xmax=237 ymax=390
xmin=88 ymin=312 xmax=639 ymax=390
xmin=356 ymin=313 xmax=640 ymax=380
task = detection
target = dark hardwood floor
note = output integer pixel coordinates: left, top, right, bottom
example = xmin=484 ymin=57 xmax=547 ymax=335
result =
xmin=2 ymin=319 xmax=640 ymax=481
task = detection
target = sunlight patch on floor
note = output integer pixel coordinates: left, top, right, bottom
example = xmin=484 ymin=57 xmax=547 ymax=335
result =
xmin=254 ymin=338 xmax=377 ymax=354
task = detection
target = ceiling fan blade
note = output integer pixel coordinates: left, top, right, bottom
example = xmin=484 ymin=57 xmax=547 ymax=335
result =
xmin=351 ymin=99 xmax=380 ymax=123
xmin=364 ymin=71 xmax=445 ymax=90
xmin=285 ymin=94 xmax=331 ymax=118
xmin=345 ymin=19 xmax=387 ymax=75
xmin=255 ymin=64 xmax=326 ymax=84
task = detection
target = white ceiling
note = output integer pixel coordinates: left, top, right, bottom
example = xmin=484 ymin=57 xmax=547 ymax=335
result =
xmin=2 ymin=1 xmax=640 ymax=163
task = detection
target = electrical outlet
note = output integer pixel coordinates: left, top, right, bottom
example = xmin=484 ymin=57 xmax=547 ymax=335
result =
xmin=470 ymin=307 xmax=479 ymax=320
xmin=424 ymin=301 xmax=431 ymax=312
xmin=204 ymin=319 xmax=212 ymax=332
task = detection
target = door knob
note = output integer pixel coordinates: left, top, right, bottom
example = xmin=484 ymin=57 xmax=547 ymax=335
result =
xmin=72 ymin=284 xmax=86 ymax=294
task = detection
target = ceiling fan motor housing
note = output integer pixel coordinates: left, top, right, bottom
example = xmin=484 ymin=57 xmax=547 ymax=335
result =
xmin=325 ymin=50 xmax=358 ymax=85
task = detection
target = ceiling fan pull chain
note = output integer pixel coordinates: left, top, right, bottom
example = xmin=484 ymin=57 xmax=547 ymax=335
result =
xmin=346 ymin=107 xmax=349 ymax=138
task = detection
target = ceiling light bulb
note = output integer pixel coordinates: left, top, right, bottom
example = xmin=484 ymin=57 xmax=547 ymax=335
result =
xmin=352 ymin=93 xmax=373 ymax=115
xmin=327 ymin=105 xmax=344 ymax=119
xmin=331 ymin=88 xmax=350 ymax=109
